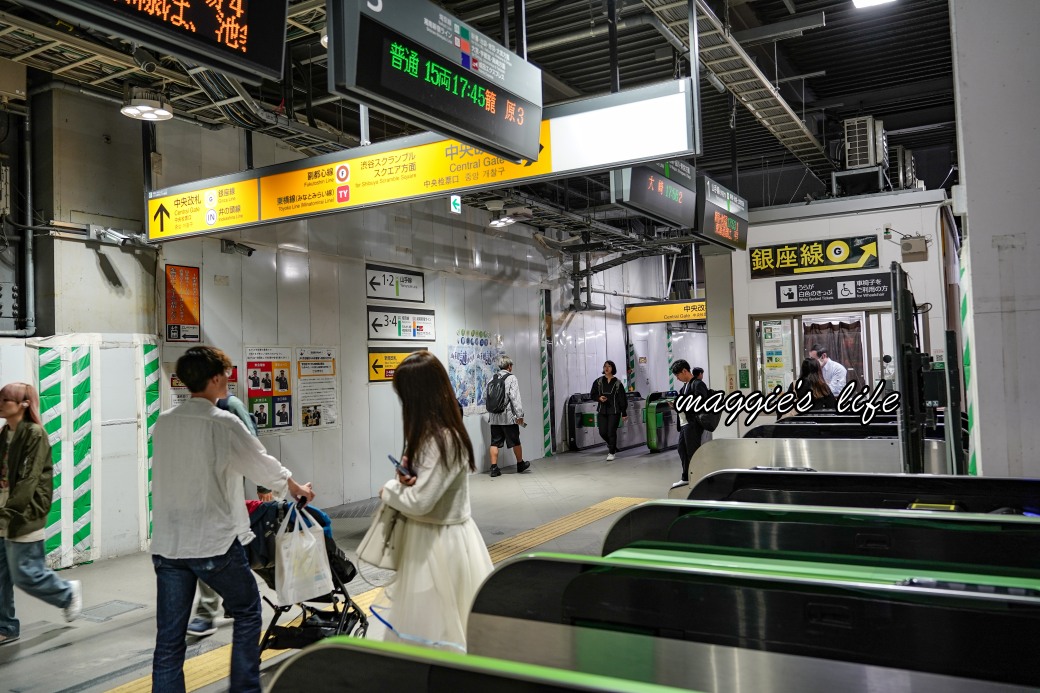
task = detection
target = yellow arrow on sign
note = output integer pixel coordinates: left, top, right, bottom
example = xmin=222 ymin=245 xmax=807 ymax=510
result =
xmin=794 ymin=241 xmax=877 ymax=274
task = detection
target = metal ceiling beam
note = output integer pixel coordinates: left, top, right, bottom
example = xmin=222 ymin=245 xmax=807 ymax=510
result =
xmin=808 ymin=76 xmax=953 ymax=110
xmin=732 ymin=11 xmax=825 ymax=47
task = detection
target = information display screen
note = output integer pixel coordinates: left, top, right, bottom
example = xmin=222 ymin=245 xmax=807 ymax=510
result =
xmin=351 ymin=14 xmax=541 ymax=163
xmin=21 ymin=0 xmax=288 ymax=83
xmin=621 ymin=165 xmax=697 ymax=227
xmin=695 ymin=175 xmax=749 ymax=250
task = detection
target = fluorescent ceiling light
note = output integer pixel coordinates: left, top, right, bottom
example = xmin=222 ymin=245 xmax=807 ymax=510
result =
xmin=852 ymin=0 xmax=897 ymax=8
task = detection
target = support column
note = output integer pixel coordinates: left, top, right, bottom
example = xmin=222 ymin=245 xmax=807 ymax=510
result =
xmin=703 ymin=247 xmax=736 ymax=438
xmin=950 ymin=0 xmax=1040 ymax=477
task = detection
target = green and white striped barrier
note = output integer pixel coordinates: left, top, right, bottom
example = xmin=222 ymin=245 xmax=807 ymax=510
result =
xmin=143 ymin=343 xmax=160 ymax=536
xmin=70 ymin=347 xmax=92 ymax=561
xmin=626 ymin=340 xmax=635 ymax=392
xmin=538 ymin=292 xmax=552 ymax=457
xmin=959 ymin=242 xmax=977 ymax=475
xmin=667 ymin=325 xmax=674 ymax=391
xmin=39 ymin=347 xmax=63 ymax=563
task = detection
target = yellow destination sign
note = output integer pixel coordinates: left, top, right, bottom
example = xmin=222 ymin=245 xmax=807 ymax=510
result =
xmin=148 ymin=179 xmax=259 ymax=240
xmin=625 ymin=300 xmax=706 ymax=325
xmin=260 ymin=121 xmax=552 ymax=221
xmin=368 ymin=347 xmax=425 ymax=382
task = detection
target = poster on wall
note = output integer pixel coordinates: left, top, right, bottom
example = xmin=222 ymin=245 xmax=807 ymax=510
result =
xmin=168 ymin=365 xmax=240 ymax=408
xmin=448 ymin=329 xmax=503 ymax=414
xmin=169 ymin=372 xmax=190 ymax=408
xmin=296 ymin=347 xmax=340 ymax=431
xmin=245 ymin=346 xmax=293 ymax=435
xmin=165 ymin=264 xmax=201 ymax=342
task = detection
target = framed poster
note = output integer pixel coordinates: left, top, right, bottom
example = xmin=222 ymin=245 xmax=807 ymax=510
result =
xmin=245 ymin=346 xmax=293 ymax=436
xmin=165 ymin=264 xmax=200 ymax=342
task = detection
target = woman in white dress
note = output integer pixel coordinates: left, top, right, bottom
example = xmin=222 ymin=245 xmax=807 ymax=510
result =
xmin=375 ymin=351 xmax=493 ymax=651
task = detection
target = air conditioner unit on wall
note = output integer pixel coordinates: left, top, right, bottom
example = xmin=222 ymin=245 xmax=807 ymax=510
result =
xmin=844 ymin=116 xmax=888 ymax=170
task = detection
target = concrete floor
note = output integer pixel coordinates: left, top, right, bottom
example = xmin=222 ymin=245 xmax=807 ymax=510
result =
xmin=0 ymin=444 xmax=683 ymax=692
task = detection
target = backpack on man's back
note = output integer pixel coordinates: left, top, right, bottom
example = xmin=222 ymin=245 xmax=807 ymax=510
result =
xmin=486 ymin=372 xmax=512 ymax=414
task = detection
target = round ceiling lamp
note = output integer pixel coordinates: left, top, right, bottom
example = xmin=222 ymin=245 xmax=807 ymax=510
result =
xmin=121 ymin=86 xmax=173 ymax=121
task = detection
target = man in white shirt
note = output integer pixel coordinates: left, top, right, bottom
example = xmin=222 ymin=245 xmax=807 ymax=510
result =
xmin=150 ymin=346 xmax=314 ymax=693
xmin=810 ymin=345 xmax=847 ymax=397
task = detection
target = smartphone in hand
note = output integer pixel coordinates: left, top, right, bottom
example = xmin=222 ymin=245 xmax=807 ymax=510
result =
xmin=388 ymin=454 xmax=415 ymax=478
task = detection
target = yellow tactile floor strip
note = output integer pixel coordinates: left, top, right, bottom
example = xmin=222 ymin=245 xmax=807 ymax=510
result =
xmin=108 ymin=496 xmax=648 ymax=692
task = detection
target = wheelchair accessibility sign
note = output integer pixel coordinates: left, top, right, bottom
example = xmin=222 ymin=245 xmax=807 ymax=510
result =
xmin=776 ymin=272 xmax=891 ymax=309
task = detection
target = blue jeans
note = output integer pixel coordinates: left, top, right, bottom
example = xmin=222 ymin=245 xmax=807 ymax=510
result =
xmin=0 ymin=538 xmax=73 ymax=637
xmin=152 ymin=540 xmax=262 ymax=693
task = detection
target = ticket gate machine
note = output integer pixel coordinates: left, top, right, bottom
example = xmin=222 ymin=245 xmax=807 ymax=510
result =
xmin=566 ymin=392 xmax=647 ymax=451
xmin=645 ymin=391 xmax=679 ymax=452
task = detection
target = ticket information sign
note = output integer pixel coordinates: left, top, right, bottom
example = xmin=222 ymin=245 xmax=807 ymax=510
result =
xmin=23 ymin=0 xmax=289 ymax=83
xmin=776 ymin=271 xmax=892 ymax=308
xmin=328 ymin=0 xmax=543 ymax=163
xmin=750 ymin=235 xmax=879 ymax=279
xmin=611 ymin=160 xmax=697 ymax=228
xmin=625 ymin=300 xmax=706 ymax=325
xmin=366 ymin=263 xmax=425 ymax=302
xmin=696 ymin=175 xmax=748 ymax=251
xmin=367 ymin=305 xmax=436 ymax=341
xmin=165 ymin=264 xmax=200 ymax=342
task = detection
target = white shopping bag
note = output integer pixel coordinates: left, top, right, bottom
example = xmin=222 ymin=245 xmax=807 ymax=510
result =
xmin=274 ymin=505 xmax=334 ymax=606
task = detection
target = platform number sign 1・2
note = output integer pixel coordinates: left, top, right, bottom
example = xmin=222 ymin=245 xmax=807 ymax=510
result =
xmin=365 ymin=263 xmax=425 ymax=302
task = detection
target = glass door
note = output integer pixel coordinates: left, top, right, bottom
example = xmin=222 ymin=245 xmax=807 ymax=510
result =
xmin=752 ymin=316 xmax=797 ymax=391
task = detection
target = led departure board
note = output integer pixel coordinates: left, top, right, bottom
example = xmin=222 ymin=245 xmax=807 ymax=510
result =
xmin=610 ymin=160 xmax=697 ymax=228
xmin=695 ymin=175 xmax=749 ymax=251
xmin=329 ymin=0 xmax=543 ymax=164
xmin=20 ymin=0 xmax=288 ymax=84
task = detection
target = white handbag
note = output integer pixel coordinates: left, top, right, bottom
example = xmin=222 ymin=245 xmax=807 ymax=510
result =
xmin=273 ymin=506 xmax=334 ymax=605
xmin=356 ymin=503 xmax=404 ymax=571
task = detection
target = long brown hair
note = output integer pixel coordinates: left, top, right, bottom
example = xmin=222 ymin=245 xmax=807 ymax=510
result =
xmin=0 ymin=382 xmax=43 ymax=426
xmin=392 ymin=351 xmax=475 ymax=471
xmin=797 ymin=358 xmax=833 ymax=400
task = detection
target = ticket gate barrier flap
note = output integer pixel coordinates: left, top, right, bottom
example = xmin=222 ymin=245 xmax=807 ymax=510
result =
xmin=469 ymin=553 xmax=1040 ymax=690
xmin=600 ymin=499 xmax=1040 ymax=575
xmin=688 ymin=470 xmax=1040 ymax=514
xmin=267 ymin=634 xmax=698 ymax=693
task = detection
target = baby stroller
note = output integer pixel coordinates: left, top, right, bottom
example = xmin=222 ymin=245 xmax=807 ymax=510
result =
xmin=245 ymin=499 xmax=368 ymax=651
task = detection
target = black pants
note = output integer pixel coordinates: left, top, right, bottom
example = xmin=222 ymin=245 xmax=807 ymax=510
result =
xmin=598 ymin=411 xmax=621 ymax=453
xmin=677 ymin=423 xmax=703 ymax=482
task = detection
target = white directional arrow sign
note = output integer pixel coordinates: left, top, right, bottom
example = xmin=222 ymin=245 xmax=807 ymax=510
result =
xmin=367 ymin=305 xmax=436 ymax=341
xmin=365 ymin=263 xmax=425 ymax=303
xmin=449 ymin=195 xmax=462 ymax=215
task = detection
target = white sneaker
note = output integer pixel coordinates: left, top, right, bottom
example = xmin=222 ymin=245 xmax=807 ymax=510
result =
xmin=606 ymin=453 xmax=615 ymax=461
xmin=670 ymin=479 xmax=689 ymax=489
xmin=64 ymin=580 xmax=82 ymax=622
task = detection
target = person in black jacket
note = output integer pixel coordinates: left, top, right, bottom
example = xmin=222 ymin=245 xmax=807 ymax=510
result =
xmin=590 ymin=360 xmax=628 ymax=461
xmin=669 ymin=360 xmax=708 ymax=489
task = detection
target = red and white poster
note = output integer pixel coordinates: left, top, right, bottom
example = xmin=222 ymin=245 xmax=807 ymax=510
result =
xmin=245 ymin=346 xmax=293 ymax=435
